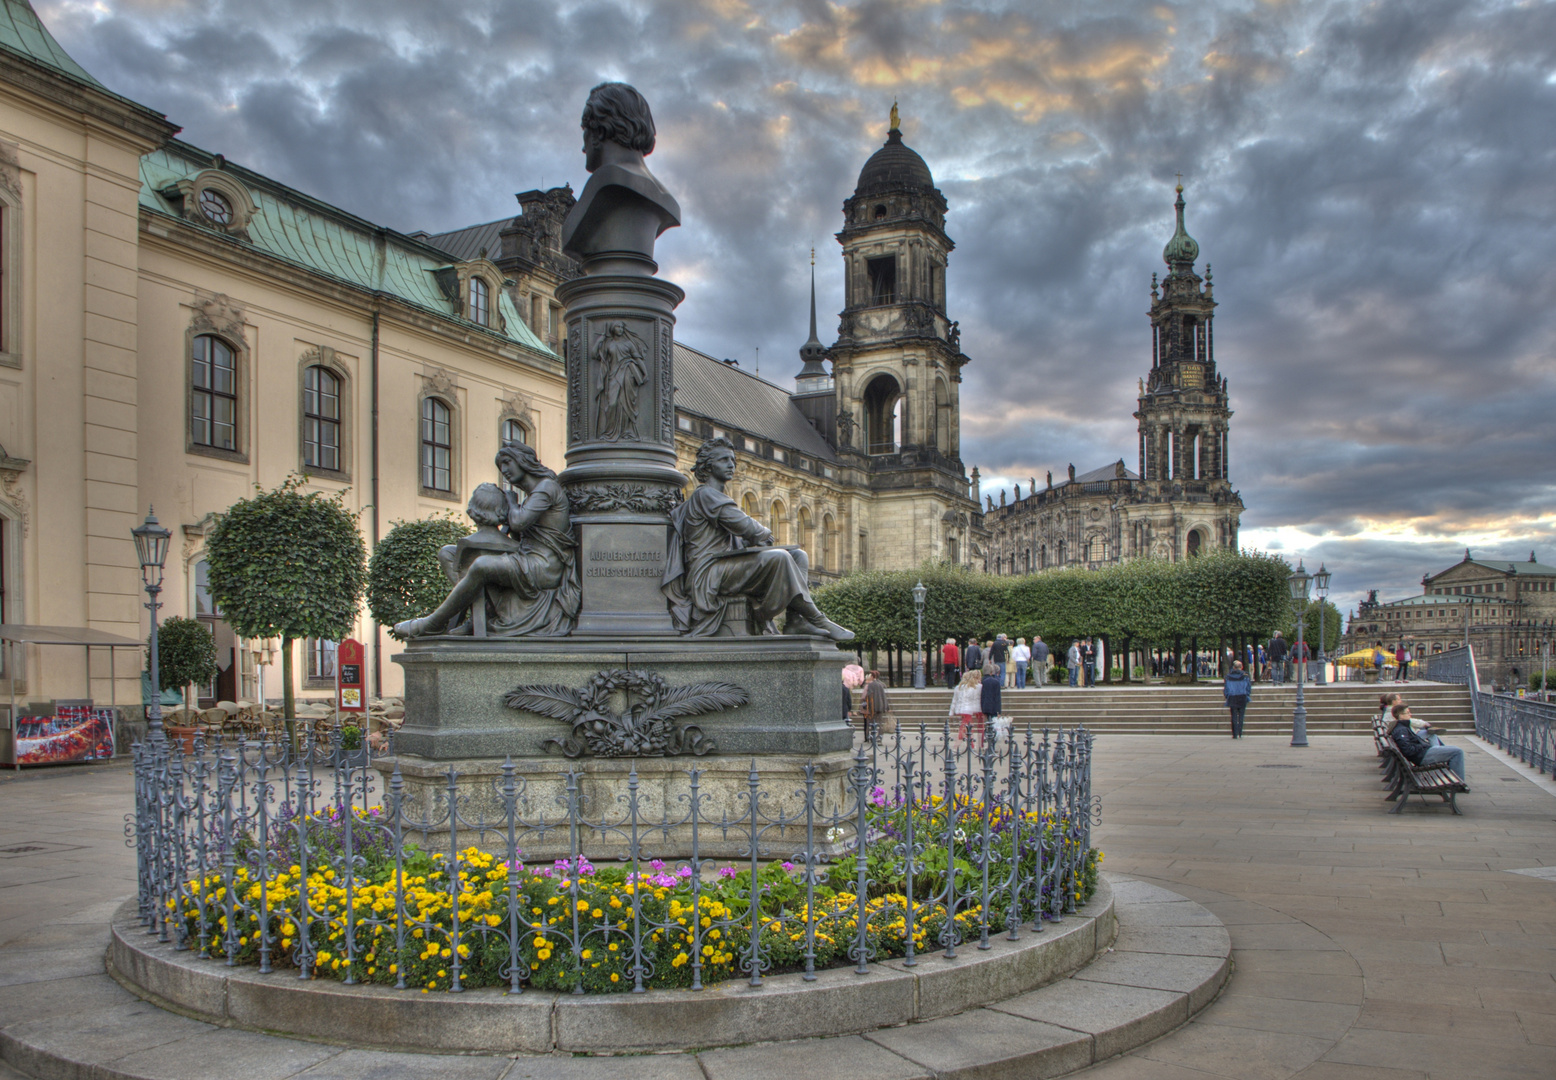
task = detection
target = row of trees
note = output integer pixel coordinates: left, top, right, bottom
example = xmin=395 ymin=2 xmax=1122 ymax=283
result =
xmin=813 ymin=551 xmax=1341 ymax=682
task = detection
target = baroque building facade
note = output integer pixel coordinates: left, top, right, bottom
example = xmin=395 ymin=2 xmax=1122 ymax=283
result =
xmin=0 ymin=1 xmax=565 ymax=709
xmin=981 ymin=184 xmax=1243 ymax=574
xmin=1343 ymin=550 xmax=1556 ymax=689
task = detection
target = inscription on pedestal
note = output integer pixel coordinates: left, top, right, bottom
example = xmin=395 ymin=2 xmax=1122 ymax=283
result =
xmin=574 ymin=521 xmax=674 ymax=633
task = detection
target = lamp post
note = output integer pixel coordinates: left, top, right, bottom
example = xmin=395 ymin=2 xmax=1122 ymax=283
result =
xmin=912 ymin=580 xmax=927 ymax=689
xmin=132 ymin=507 xmax=172 ymax=747
xmin=1288 ymin=560 xmax=1311 ymax=747
xmin=1314 ymin=563 xmax=1331 ymax=685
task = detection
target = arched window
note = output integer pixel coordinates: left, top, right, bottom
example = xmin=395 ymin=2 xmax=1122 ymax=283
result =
xmin=770 ymin=499 xmax=789 ymax=545
xmin=863 ymin=373 xmax=901 ymax=455
xmin=742 ymin=492 xmax=759 ymax=519
xmin=1187 ymin=528 xmax=1205 ymax=558
xmin=421 ymin=397 xmax=452 ymax=492
xmin=191 ymin=335 xmax=238 ymax=450
xmin=1088 ymin=535 xmax=1108 ymax=563
xmin=468 ymin=276 xmax=490 ymax=327
xmin=1058 ymin=540 xmax=1067 ymax=565
xmin=1040 ymin=544 xmax=1047 ymax=569
xmin=798 ymin=507 xmax=814 ymax=563
xmin=303 ymin=365 xmax=341 ymax=471
xmin=823 ymin=514 xmax=837 ymax=572
xmin=501 ymin=417 xmax=528 ymax=447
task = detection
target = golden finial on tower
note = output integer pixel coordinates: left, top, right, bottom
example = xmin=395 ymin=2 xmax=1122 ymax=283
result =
xmin=1175 ymin=171 xmax=1183 ymax=193
xmin=810 ymin=246 xmax=815 ymax=266
xmin=890 ymin=100 xmax=900 ymax=131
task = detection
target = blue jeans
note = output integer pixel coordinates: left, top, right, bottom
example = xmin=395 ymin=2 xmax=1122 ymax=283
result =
xmin=1420 ymin=744 xmax=1467 ymax=783
xmin=1015 ymin=662 xmax=1028 ymax=689
xmin=996 ymin=662 xmax=1007 ymax=685
xmin=1068 ymin=666 xmax=1079 ymax=686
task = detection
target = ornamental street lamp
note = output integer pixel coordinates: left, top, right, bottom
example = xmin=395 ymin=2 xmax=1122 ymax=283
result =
xmin=912 ymin=580 xmax=927 ymax=689
xmin=1314 ymin=563 xmax=1331 ymax=685
xmin=1288 ymin=560 xmax=1312 ymax=747
xmin=132 ymin=507 xmax=172 ymax=746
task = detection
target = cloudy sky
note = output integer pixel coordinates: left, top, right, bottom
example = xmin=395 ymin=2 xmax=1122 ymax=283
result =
xmin=43 ymin=0 xmax=1556 ymax=614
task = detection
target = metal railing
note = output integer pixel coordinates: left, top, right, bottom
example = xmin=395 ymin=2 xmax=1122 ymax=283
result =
xmin=126 ymin=724 xmax=1099 ymax=996
xmin=1421 ymin=645 xmax=1554 ymax=777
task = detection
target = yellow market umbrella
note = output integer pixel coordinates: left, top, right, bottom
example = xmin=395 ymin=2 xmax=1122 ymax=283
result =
xmin=1334 ymin=648 xmax=1380 ymax=668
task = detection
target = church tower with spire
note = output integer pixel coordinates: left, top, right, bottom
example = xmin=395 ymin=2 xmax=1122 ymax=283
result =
xmin=816 ymin=105 xmax=978 ymax=568
xmin=1133 ymin=183 xmax=1240 ymax=556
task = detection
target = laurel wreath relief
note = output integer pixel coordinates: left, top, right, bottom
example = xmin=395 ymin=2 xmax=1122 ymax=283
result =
xmin=501 ymin=669 xmax=745 ymax=758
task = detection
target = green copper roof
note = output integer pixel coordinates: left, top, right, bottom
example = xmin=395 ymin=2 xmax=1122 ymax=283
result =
xmin=138 ymin=142 xmax=554 ymax=357
xmin=1162 ymin=184 xmax=1199 ymax=268
xmin=0 ymin=0 xmax=102 ymax=87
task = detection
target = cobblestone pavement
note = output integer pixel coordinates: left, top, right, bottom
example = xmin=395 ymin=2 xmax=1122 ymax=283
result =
xmin=2 ymin=735 xmax=1553 ymax=1080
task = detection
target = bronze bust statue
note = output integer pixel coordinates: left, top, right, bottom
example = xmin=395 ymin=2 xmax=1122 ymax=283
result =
xmin=561 ymin=82 xmax=681 ymax=272
xmin=661 ymin=437 xmax=853 ymax=641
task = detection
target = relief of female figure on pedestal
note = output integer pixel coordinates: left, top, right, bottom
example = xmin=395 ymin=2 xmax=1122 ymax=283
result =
xmin=394 ymin=442 xmax=580 ymax=638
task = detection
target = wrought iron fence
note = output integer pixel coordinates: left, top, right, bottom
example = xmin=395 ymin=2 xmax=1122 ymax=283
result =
xmin=126 ymin=723 xmax=1099 ymax=996
xmin=1420 ymin=645 xmax=1555 ymax=777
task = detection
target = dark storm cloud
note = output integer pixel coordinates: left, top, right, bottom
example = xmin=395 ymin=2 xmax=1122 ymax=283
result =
xmin=45 ymin=0 xmax=1556 ymax=612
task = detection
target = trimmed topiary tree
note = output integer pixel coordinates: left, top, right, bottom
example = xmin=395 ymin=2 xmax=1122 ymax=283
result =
xmin=154 ymin=616 xmax=217 ymax=712
xmin=368 ymin=515 xmax=471 ymax=641
xmin=203 ymin=477 xmax=367 ymax=732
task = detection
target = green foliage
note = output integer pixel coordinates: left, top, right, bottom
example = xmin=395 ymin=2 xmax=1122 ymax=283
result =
xmin=1284 ymin=599 xmax=1344 ymax=654
xmin=367 ymin=515 xmax=471 ymax=641
xmin=153 ymin=616 xmax=217 ymax=710
xmin=204 ymin=477 xmax=367 ymax=721
xmin=815 ymin=551 xmax=1293 ymax=650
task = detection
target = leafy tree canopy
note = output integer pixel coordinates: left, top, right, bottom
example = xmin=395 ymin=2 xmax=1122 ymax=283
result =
xmin=204 ymin=477 xmax=367 ymax=643
xmin=368 ymin=514 xmax=471 ymax=641
xmin=815 ymin=551 xmax=1293 ymax=651
xmin=152 ymin=616 xmax=217 ymax=710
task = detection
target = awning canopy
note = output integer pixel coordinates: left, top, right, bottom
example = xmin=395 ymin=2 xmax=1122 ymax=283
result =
xmin=0 ymin=624 xmax=144 ymax=648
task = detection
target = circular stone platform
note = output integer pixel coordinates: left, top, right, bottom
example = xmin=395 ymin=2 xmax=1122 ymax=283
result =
xmin=107 ymin=881 xmax=1116 ymax=1055
xmin=0 ymin=876 xmax=1230 ymax=1079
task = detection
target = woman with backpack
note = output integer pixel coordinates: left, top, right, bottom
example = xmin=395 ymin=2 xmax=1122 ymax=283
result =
xmin=1223 ymin=660 xmax=1252 ymax=738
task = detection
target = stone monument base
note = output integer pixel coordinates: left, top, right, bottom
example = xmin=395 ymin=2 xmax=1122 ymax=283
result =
xmin=379 ymin=749 xmax=858 ymax=861
xmin=387 ymin=634 xmax=856 ymax=860
xmin=392 ymin=634 xmax=853 ymax=759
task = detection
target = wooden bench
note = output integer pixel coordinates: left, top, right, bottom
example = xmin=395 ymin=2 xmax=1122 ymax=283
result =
xmin=1383 ymin=739 xmax=1466 ymax=814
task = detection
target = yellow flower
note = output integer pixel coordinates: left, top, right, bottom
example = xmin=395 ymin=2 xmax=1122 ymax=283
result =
xmin=610 ymin=973 xmax=620 ymax=982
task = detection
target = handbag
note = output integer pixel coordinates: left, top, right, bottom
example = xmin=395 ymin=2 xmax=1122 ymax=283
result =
xmin=991 ymin=715 xmax=1011 ymax=740
xmin=877 ymin=711 xmax=898 ymax=735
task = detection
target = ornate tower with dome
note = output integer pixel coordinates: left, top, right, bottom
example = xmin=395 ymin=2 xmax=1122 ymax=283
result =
xmin=819 ymin=108 xmax=980 ymax=568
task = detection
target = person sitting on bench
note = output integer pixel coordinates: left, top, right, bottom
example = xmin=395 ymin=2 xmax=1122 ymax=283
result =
xmin=1388 ymin=703 xmax=1468 ymax=788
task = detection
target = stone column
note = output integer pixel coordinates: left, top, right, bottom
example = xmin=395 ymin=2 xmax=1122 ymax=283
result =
xmin=557 ymin=271 xmax=686 ymax=635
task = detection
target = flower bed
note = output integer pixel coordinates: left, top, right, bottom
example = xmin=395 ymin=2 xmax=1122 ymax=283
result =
xmin=172 ymin=794 xmax=1100 ymax=995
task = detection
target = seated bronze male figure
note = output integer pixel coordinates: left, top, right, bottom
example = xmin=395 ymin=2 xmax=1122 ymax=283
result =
xmin=662 ymin=437 xmax=853 ymax=641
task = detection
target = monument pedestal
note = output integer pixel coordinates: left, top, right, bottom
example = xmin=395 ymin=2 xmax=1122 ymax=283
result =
xmin=394 ymin=635 xmax=851 ymax=759
xmin=381 ymin=749 xmax=857 ymax=861
xmin=388 ymin=636 xmax=854 ymax=859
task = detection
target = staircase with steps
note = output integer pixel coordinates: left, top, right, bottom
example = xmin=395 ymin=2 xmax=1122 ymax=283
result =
xmin=881 ymin=681 xmax=1475 ymax=736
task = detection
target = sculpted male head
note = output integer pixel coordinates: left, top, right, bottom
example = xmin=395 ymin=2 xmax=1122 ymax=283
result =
xmin=581 ymin=83 xmax=656 ymax=168
xmin=692 ymin=436 xmax=736 ymax=482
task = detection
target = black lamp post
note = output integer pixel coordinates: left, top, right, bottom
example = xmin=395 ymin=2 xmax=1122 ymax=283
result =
xmin=132 ymin=507 xmax=172 ymax=745
xmin=1288 ymin=560 xmax=1311 ymax=747
xmin=912 ymin=580 xmax=927 ymax=689
xmin=1314 ymin=563 xmax=1331 ymax=685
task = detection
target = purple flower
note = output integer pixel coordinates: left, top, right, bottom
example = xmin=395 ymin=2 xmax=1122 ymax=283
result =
xmin=650 ymin=859 xmax=666 ymax=872
xmin=717 ymin=866 xmax=738 ymax=880
xmin=781 ymin=861 xmax=795 ymax=873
